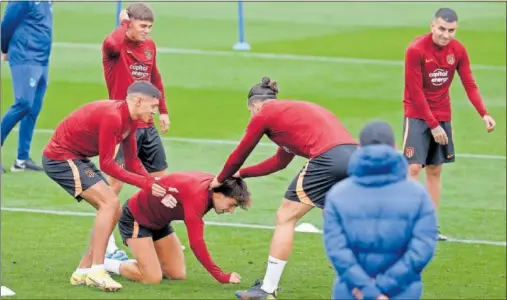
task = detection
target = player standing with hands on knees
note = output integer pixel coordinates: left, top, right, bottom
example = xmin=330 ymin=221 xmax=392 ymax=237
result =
xmin=101 ymin=2 xmax=170 ymax=260
xmin=210 ymin=77 xmax=358 ymax=299
xmin=402 ymin=8 xmax=496 ymax=241
xmin=42 ymin=81 xmax=176 ymax=292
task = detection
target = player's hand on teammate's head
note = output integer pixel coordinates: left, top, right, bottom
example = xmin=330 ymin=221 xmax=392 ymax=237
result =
xmin=232 ymin=171 xmax=241 ymax=178
xmin=228 ymin=272 xmax=241 ymax=284
xmin=159 ymin=114 xmax=170 ymax=134
xmin=119 ymin=9 xmax=130 ymax=23
xmin=430 ymin=126 xmax=448 ymax=145
xmin=209 ymin=176 xmax=222 ymax=190
xmin=483 ymin=115 xmax=496 ymax=133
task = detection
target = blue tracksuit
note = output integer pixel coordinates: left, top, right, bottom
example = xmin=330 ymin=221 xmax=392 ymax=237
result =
xmin=323 ymin=145 xmax=438 ymax=300
xmin=1 ymin=0 xmax=53 ymax=160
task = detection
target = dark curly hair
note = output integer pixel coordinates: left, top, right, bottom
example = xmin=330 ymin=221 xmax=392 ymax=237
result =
xmin=212 ymin=178 xmax=252 ymax=210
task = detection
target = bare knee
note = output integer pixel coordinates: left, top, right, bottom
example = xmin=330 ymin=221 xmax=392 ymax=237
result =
xmin=408 ymin=164 xmax=423 ymax=178
xmin=425 ymin=165 xmax=442 ymax=179
xmin=81 ymin=183 xmax=121 ymax=212
xmin=101 ymin=195 xmax=120 ymax=210
xmin=275 ymin=199 xmax=312 ymax=226
xmin=141 ymin=270 xmax=163 ymax=284
xmin=164 ymin=268 xmax=186 ymax=280
xmin=275 ymin=209 xmax=295 ymax=226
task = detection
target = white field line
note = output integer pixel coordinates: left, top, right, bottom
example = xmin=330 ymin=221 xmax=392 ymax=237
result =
xmin=17 ymin=128 xmax=507 ymax=160
xmin=52 ymin=42 xmax=506 ymax=71
xmin=2 ymin=207 xmax=505 ymax=247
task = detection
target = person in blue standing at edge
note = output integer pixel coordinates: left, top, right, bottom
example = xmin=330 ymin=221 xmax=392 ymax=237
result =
xmin=323 ymin=120 xmax=438 ymax=300
xmin=1 ymin=0 xmax=53 ymax=174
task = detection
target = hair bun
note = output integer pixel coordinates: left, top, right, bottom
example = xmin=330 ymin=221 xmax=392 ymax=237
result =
xmin=261 ymin=76 xmax=271 ymax=87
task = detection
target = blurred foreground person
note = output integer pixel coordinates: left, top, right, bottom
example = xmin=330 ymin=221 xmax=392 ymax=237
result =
xmin=323 ymin=120 xmax=438 ymax=300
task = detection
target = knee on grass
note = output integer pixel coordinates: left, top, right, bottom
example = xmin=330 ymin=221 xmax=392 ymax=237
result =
xmin=140 ymin=270 xmax=163 ymax=284
xmin=163 ymin=268 xmax=186 ymax=281
xmin=142 ymin=276 xmax=163 ymax=285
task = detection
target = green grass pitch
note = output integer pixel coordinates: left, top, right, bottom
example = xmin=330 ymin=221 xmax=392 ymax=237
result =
xmin=1 ymin=2 xmax=505 ymax=299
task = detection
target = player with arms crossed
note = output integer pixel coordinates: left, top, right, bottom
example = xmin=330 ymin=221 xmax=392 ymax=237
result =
xmin=104 ymin=172 xmax=250 ymax=285
xmin=403 ymin=8 xmax=496 ymax=241
xmin=209 ymin=77 xmax=359 ymax=299
xmin=101 ymin=3 xmax=170 ymax=259
xmin=42 ymin=81 xmax=175 ymax=292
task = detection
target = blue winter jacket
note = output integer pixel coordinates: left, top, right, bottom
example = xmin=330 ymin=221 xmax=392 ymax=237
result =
xmin=1 ymin=1 xmax=53 ymax=66
xmin=323 ymin=144 xmax=437 ymax=300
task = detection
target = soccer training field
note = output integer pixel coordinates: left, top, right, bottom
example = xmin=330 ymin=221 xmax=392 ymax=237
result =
xmin=1 ymin=2 xmax=505 ymax=299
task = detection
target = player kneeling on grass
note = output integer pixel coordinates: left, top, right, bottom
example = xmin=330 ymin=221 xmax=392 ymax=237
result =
xmin=42 ymin=81 xmax=174 ymax=292
xmin=209 ymin=77 xmax=359 ymax=299
xmin=323 ymin=121 xmax=438 ymax=300
xmin=104 ymin=171 xmax=251 ymax=285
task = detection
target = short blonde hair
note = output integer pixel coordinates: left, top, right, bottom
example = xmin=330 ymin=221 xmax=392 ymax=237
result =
xmin=127 ymin=3 xmax=154 ymax=22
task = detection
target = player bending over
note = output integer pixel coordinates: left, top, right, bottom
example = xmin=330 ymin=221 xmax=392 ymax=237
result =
xmin=104 ymin=172 xmax=250 ymax=285
xmin=209 ymin=77 xmax=359 ymax=299
xmin=42 ymin=81 xmax=175 ymax=292
xmin=402 ymin=8 xmax=496 ymax=241
xmin=101 ymin=3 xmax=170 ymax=260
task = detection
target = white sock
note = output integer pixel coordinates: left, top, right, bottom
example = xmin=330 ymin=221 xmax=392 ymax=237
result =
xmin=106 ymin=234 xmax=119 ymax=254
xmin=104 ymin=259 xmax=122 ymax=275
xmin=75 ymin=267 xmax=90 ymax=275
xmin=16 ymin=159 xmax=25 ymax=166
xmin=91 ymin=264 xmax=105 ymax=271
xmin=261 ymin=256 xmax=287 ymax=293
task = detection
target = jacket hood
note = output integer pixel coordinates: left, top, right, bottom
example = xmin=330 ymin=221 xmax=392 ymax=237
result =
xmin=347 ymin=145 xmax=408 ymax=187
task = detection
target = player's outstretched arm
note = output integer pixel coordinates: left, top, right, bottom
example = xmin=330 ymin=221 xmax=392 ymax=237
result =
xmin=1 ymin=1 xmax=28 ymax=54
xmin=323 ymin=197 xmax=382 ymax=299
xmin=215 ymin=116 xmax=267 ymax=183
xmin=238 ymin=146 xmax=295 ymax=179
xmin=456 ymin=47 xmax=496 ymax=132
xmin=122 ymin=131 xmax=149 ymax=177
xmin=456 ymin=47 xmax=488 ymax=117
xmin=98 ymin=117 xmax=154 ymax=190
xmin=375 ymin=190 xmax=437 ymax=297
xmin=102 ymin=18 xmax=130 ymax=57
xmin=405 ymin=47 xmax=439 ymax=130
xmin=184 ymin=217 xmax=237 ymax=284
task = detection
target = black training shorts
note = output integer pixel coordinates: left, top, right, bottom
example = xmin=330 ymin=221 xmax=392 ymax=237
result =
xmin=402 ymin=118 xmax=455 ymax=166
xmin=285 ymin=144 xmax=358 ymax=209
xmin=118 ymin=201 xmax=174 ymax=246
xmin=115 ymin=125 xmax=168 ymax=173
xmin=42 ymin=155 xmax=108 ymax=201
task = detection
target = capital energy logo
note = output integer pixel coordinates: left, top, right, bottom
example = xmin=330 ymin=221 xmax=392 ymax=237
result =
xmin=130 ymin=63 xmax=149 ymax=80
xmin=429 ymin=68 xmax=449 ymax=86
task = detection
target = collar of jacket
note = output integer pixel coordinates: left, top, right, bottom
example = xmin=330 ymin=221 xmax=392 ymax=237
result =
xmin=347 ymin=144 xmax=408 ymax=187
